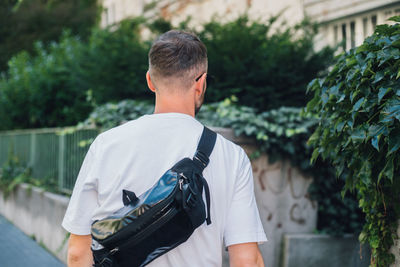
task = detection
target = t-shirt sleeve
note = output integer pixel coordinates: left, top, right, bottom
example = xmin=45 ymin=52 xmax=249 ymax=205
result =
xmin=223 ymin=148 xmax=267 ymax=247
xmin=61 ymin=137 xmax=101 ymax=235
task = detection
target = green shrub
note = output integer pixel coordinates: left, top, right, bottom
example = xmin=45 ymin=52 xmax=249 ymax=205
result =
xmin=78 ymin=19 xmax=150 ymax=104
xmin=197 ymin=15 xmax=335 ymax=111
xmin=0 ymin=33 xmax=92 ymax=129
xmin=0 ymin=0 xmax=99 ymax=72
xmin=0 ymin=15 xmax=334 ymax=130
xmin=79 ymin=99 xmax=154 ymax=129
xmin=307 ymin=16 xmax=400 ymax=266
xmin=149 ymin=15 xmax=335 ymax=110
xmin=0 ymin=19 xmax=150 ymax=130
xmin=0 ymin=151 xmax=32 ymax=198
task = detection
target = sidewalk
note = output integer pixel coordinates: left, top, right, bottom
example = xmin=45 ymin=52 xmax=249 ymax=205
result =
xmin=0 ymin=215 xmax=66 ymax=267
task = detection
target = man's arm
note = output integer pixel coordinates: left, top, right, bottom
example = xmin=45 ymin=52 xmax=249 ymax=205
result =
xmin=67 ymin=234 xmax=93 ymax=267
xmin=228 ymin=242 xmax=265 ymax=267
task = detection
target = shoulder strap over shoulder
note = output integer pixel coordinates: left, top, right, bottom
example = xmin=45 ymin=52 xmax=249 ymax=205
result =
xmin=193 ymin=126 xmax=217 ymax=172
xmin=193 ymin=126 xmax=216 ymax=225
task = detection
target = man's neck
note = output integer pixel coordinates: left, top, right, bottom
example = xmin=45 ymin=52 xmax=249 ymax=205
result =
xmin=153 ymin=94 xmax=195 ymax=117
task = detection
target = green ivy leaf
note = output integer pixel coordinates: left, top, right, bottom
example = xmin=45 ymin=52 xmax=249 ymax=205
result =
xmin=351 ymin=127 xmax=366 ymax=142
xmin=306 ymin=96 xmax=319 ymax=111
xmin=388 ymin=129 xmax=400 ymax=154
xmin=310 ymin=148 xmax=319 ymax=163
xmin=378 ymin=87 xmax=391 ymax=103
xmin=383 ymin=98 xmax=400 ymax=121
xmin=379 ymin=155 xmax=394 ymax=183
xmin=370 ymin=236 xmax=380 ymax=249
xmin=368 ymin=125 xmax=385 ymax=137
xmin=373 ymin=71 xmax=385 ymax=84
xmin=335 ymin=120 xmax=345 ymax=132
xmin=371 ymin=136 xmax=379 ymax=151
xmin=336 ymin=94 xmax=345 ymax=103
xmin=329 ymin=84 xmax=340 ymax=96
xmin=353 ymin=97 xmax=365 ymax=112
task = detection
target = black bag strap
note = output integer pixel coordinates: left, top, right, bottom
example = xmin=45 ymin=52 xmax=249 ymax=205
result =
xmin=192 ymin=126 xmax=216 ymax=225
xmin=193 ymin=126 xmax=217 ymax=172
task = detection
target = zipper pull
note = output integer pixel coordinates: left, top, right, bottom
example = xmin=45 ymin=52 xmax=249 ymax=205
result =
xmin=179 ymin=179 xmax=184 ymax=190
xmin=110 ymin=247 xmax=119 ymax=255
xmin=179 ymin=172 xmax=188 ymax=180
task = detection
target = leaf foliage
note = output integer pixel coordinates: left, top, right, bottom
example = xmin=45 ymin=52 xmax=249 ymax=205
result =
xmin=307 ymin=19 xmax=400 ymax=266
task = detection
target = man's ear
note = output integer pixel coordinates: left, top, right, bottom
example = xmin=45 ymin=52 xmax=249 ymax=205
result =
xmin=146 ymin=71 xmax=157 ymax=93
xmin=194 ymin=73 xmax=207 ymax=96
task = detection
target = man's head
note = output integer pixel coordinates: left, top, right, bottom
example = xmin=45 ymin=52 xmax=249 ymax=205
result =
xmin=148 ymin=30 xmax=207 ymax=90
xmin=146 ymin=30 xmax=208 ymax=115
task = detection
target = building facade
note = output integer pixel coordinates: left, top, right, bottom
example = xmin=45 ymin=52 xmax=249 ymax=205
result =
xmin=100 ymin=0 xmax=304 ymax=32
xmin=305 ymin=0 xmax=400 ymax=50
xmin=100 ymin=0 xmax=400 ymax=49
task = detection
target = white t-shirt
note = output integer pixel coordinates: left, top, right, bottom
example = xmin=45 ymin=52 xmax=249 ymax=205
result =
xmin=62 ymin=112 xmax=267 ymax=267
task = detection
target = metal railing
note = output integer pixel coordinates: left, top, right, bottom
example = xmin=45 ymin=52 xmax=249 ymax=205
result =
xmin=0 ymin=127 xmax=100 ymax=193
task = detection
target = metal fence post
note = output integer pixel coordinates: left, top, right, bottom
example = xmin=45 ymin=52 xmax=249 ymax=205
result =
xmin=58 ymin=134 xmax=65 ymax=191
xmin=29 ymin=133 xmax=36 ymax=169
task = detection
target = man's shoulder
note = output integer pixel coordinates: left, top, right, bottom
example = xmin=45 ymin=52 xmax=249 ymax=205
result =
xmin=94 ymin=118 xmax=142 ymax=144
xmin=214 ymin=130 xmax=248 ymax=162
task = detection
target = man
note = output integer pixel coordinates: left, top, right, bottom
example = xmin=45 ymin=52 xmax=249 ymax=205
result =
xmin=62 ymin=30 xmax=267 ymax=267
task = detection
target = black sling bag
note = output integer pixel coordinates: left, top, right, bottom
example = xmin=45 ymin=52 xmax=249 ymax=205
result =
xmin=90 ymin=126 xmax=217 ymax=267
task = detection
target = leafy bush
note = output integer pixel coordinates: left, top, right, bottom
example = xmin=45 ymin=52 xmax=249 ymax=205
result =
xmin=0 ymin=151 xmax=62 ymax=197
xmin=307 ymin=17 xmax=400 ymax=266
xmin=0 ymin=33 xmax=92 ymax=129
xmin=78 ymin=19 xmax=150 ymax=104
xmin=197 ymin=15 xmax=335 ymax=111
xmin=80 ymin=98 xmax=364 ymax=235
xmin=0 ymin=15 xmax=334 ymax=130
xmin=0 ymin=0 xmax=99 ymax=72
xmin=79 ymin=99 xmax=154 ymax=129
xmin=0 ymin=34 xmax=94 ymax=129
xmin=149 ymin=15 xmax=335 ymax=110
xmin=0 ymin=19 xmax=150 ymax=130
xmin=0 ymin=152 xmax=31 ymax=198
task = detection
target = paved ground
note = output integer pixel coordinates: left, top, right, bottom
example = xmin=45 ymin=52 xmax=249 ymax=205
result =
xmin=0 ymin=215 xmax=66 ymax=267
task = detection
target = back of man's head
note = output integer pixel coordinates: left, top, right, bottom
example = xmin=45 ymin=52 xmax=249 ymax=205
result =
xmin=148 ymin=30 xmax=208 ymax=91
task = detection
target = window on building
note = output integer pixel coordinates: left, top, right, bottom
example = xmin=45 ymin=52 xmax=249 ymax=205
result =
xmin=111 ymin=3 xmax=116 ymax=24
xmin=104 ymin=8 xmax=110 ymax=26
xmin=104 ymin=4 xmax=116 ymax=26
xmin=350 ymin=21 xmax=356 ymax=48
xmin=371 ymin=15 xmax=377 ymax=30
xmin=363 ymin=17 xmax=368 ymax=38
xmin=334 ymin=25 xmax=338 ymax=45
xmin=385 ymin=10 xmax=393 ymax=19
xmin=342 ymin=23 xmax=347 ymax=50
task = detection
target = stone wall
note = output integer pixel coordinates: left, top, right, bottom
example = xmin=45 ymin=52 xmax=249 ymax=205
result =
xmin=207 ymin=128 xmax=318 ymax=267
xmin=282 ymin=234 xmax=370 ymax=267
xmin=242 ymin=149 xmax=317 ymax=266
xmin=390 ymin=223 xmax=400 ymax=267
xmin=0 ymin=184 xmax=69 ymax=263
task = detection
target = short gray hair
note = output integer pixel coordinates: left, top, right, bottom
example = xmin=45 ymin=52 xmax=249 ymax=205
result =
xmin=148 ymin=30 xmax=207 ymax=89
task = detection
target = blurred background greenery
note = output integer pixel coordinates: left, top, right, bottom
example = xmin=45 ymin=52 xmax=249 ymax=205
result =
xmin=0 ymin=0 xmax=364 ymax=243
xmin=0 ymin=2 xmax=334 ymax=130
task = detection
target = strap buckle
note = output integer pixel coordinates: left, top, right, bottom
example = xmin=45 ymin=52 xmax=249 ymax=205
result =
xmin=193 ymin=150 xmax=209 ymax=167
